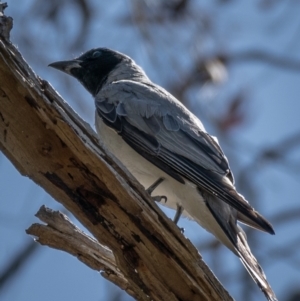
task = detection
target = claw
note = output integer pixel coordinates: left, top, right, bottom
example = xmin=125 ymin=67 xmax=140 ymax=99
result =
xmin=161 ymin=195 xmax=167 ymax=203
xmin=151 ymin=195 xmax=167 ymax=203
xmin=146 ymin=178 xmax=167 ymax=203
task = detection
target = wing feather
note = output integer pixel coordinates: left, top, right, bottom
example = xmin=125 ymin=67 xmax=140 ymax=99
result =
xmin=95 ymin=80 xmax=274 ymax=234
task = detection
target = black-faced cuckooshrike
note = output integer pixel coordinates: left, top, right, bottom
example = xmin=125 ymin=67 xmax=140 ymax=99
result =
xmin=49 ymin=48 xmax=277 ymax=301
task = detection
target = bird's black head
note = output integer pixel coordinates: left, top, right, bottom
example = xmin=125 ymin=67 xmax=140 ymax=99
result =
xmin=49 ymin=48 xmax=126 ymax=96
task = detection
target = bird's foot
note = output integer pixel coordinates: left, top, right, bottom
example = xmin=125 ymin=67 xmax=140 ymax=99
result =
xmin=173 ymin=204 xmax=183 ymax=225
xmin=173 ymin=204 xmax=184 ymax=233
xmin=151 ymin=195 xmax=167 ymax=203
xmin=146 ymin=177 xmax=164 ymax=195
xmin=146 ymin=177 xmax=167 ymax=203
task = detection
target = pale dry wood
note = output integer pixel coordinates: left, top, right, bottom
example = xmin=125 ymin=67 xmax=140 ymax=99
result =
xmin=26 ymin=206 xmax=134 ymax=297
xmin=0 ymin=9 xmax=234 ymax=301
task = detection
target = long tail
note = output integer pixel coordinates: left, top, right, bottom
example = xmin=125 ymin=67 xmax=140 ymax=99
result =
xmin=236 ymin=227 xmax=278 ymax=301
xmin=205 ymin=195 xmax=278 ymax=301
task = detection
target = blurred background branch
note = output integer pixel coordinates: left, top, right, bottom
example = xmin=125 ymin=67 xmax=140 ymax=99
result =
xmin=1 ymin=0 xmax=300 ymax=300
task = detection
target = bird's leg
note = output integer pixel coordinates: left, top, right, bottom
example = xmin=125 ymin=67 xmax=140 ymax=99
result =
xmin=173 ymin=204 xmax=185 ymax=233
xmin=146 ymin=177 xmax=164 ymax=194
xmin=173 ymin=204 xmax=183 ymax=224
xmin=146 ymin=177 xmax=167 ymax=203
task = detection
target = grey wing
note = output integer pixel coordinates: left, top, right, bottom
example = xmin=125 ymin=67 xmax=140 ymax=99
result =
xmin=97 ymin=80 xmax=230 ymax=174
xmin=96 ymin=80 xmax=274 ymax=235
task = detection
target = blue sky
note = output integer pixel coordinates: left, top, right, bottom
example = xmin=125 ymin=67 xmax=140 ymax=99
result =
xmin=1 ymin=1 xmax=300 ymax=301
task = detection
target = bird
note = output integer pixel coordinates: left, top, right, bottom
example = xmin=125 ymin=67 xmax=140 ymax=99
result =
xmin=49 ymin=47 xmax=277 ymax=301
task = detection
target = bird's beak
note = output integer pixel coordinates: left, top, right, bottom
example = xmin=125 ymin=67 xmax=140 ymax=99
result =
xmin=48 ymin=59 xmax=82 ymax=75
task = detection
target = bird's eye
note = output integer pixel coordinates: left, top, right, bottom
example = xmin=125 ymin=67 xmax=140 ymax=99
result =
xmin=92 ymin=51 xmax=101 ymax=58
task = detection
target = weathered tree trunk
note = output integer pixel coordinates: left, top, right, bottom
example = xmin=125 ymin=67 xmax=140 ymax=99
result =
xmin=0 ymin=6 xmax=233 ymax=301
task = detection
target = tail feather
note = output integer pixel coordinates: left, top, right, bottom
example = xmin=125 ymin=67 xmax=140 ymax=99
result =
xmin=237 ymin=211 xmax=275 ymax=235
xmin=236 ymin=227 xmax=278 ymax=301
xmin=205 ymin=195 xmax=278 ymax=301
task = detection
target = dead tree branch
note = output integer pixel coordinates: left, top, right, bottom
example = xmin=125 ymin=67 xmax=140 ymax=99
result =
xmin=0 ymin=7 xmax=233 ymax=301
xmin=26 ymin=206 xmax=132 ymax=295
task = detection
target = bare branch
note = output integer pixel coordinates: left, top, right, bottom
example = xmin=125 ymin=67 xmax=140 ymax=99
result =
xmin=0 ymin=241 xmax=38 ymax=290
xmin=26 ymin=206 xmax=135 ymax=298
xmin=0 ymin=9 xmax=233 ymax=301
xmin=221 ymin=50 xmax=300 ymax=72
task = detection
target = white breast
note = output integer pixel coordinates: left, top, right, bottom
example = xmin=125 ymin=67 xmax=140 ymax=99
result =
xmin=95 ymin=113 xmax=232 ymax=249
